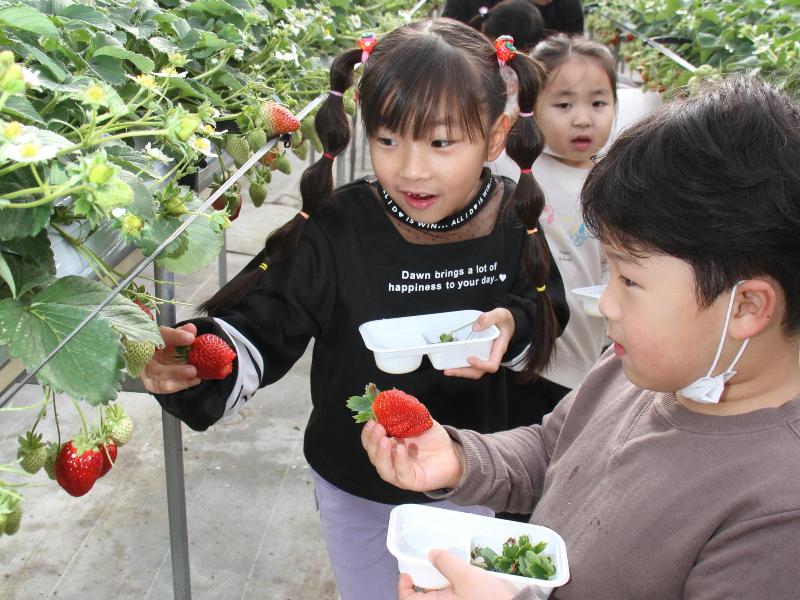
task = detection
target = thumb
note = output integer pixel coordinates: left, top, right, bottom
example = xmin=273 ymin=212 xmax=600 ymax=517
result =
xmin=428 ymin=549 xmax=470 ymax=584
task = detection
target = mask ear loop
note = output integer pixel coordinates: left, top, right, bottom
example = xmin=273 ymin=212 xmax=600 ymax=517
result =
xmin=705 ymin=282 xmax=750 ymax=379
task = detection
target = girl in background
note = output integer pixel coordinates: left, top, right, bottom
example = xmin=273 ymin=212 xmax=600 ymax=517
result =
xmin=141 ymin=19 xmax=568 ymax=600
xmin=495 ymin=34 xmax=616 ymax=429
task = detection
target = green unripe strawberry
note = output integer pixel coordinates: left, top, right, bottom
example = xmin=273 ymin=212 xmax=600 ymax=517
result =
xmin=301 ymin=117 xmax=322 ymax=153
xmin=106 ymin=404 xmax=134 ymax=447
xmin=246 ymin=128 xmax=268 ymax=152
xmin=122 ymin=338 xmax=156 ymax=378
xmin=176 ymin=115 xmax=201 ymax=141
xmin=292 ymin=140 xmax=308 ymax=161
xmin=44 ymin=442 xmax=60 ymax=480
xmin=225 ymin=135 xmax=251 ymax=168
xmin=249 ymin=182 xmax=268 ymax=207
xmin=4 ymin=502 xmax=21 ymax=535
xmin=17 ymin=431 xmax=46 ymax=474
xmin=274 ymin=154 xmax=292 ymax=175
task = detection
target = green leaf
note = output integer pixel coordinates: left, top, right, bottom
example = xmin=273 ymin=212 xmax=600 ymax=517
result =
xmin=0 ymin=5 xmax=59 ymax=38
xmin=0 ymin=252 xmax=16 ymax=298
xmin=60 ymin=4 xmax=116 ymax=32
xmin=117 ymin=168 xmax=156 ymax=218
xmin=0 ymin=294 xmax=123 ymax=405
xmin=148 ymin=36 xmax=180 ymax=55
xmin=88 ymin=55 xmax=127 ymax=86
xmin=14 ymin=41 xmax=69 ymax=82
xmin=345 ymin=394 xmax=373 ymax=413
xmin=0 ymin=231 xmax=55 ymax=298
xmin=3 ymin=95 xmax=45 ymax=125
xmin=106 ymin=144 xmax=166 ymax=181
xmin=93 ymin=46 xmax=155 ymax=74
xmin=190 ymin=0 xmax=239 ymax=17
xmin=0 ymin=203 xmax=52 ymax=241
xmin=33 ymin=276 xmax=162 ymax=344
xmin=154 ymin=214 xmax=223 ymax=274
xmin=697 ymin=32 xmax=721 ymax=48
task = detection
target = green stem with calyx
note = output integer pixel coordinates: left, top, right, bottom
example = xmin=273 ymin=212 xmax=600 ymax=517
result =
xmin=0 ymin=184 xmax=89 ymax=208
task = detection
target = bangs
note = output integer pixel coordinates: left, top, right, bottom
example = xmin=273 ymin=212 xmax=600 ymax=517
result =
xmin=359 ymin=33 xmax=501 ymax=142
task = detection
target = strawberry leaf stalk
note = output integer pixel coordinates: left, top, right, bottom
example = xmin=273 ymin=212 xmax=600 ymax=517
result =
xmin=347 ymin=383 xmax=433 ymax=438
xmin=177 ymin=333 xmax=236 ymax=380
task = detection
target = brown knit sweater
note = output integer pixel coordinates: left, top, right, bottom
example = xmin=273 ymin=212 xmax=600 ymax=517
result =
xmin=435 ymin=350 xmax=800 ymax=599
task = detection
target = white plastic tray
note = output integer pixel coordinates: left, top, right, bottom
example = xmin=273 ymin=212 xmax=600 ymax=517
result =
xmin=571 ymin=285 xmax=607 ymax=318
xmin=387 ymin=504 xmax=570 ymax=594
xmin=359 ymin=310 xmax=500 ymax=374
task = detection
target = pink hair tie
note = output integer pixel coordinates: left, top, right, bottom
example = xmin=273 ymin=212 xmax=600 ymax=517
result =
xmin=329 ymin=90 xmax=344 ymax=97
xmin=359 ymin=33 xmax=378 ymax=66
xmin=323 ymin=152 xmax=335 ymax=161
xmin=520 ymin=168 xmax=532 ymax=174
xmin=518 ymin=112 xmax=533 ymax=118
xmin=298 ymin=211 xmax=309 ymax=220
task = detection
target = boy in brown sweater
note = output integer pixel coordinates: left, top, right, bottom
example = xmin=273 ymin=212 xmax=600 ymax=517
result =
xmin=362 ymin=74 xmax=800 ymax=599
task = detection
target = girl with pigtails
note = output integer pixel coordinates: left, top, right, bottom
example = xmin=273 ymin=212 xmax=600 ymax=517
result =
xmin=141 ymin=18 xmax=568 ymax=600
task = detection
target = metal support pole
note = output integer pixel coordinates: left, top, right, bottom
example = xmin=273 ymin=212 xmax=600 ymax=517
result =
xmin=218 ymin=230 xmax=228 ymax=288
xmin=335 ymin=142 xmax=346 ymax=185
xmin=154 ymin=265 xmax=192 ymax=600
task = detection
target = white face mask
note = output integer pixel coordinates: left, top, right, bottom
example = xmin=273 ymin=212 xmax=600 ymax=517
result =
xmin=679 ymin=283 xmax=750 ymax=404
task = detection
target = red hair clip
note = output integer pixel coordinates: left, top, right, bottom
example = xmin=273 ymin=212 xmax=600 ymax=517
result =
xmin=494 ymin=35 xmax=516 ymax=66
xmin=359 ymin=33 xmax=378 ymax=65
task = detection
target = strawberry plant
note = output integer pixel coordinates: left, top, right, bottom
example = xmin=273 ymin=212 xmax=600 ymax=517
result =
xmin=587 ymin=0 xmax=799 ymax=94
xmin=0 ymin=0 xmax=421 ymax=536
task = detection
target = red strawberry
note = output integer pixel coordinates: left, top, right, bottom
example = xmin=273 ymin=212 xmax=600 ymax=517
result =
xmin=260 ymin=102 xmax=300 ymax=137
xmin=347 ymin=383 xmax=433 ymax=438
xmin=97 ymin=441 xmax=117 ymax=477
xmin=55 ymin=437 xmax=104 ymax=497
xmin=178 ymin=333 xmax=236 ymax=379
xmin=134 ymin=300 xmax=154 ymax=320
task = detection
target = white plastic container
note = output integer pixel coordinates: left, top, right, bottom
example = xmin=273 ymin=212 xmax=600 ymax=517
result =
xmin=571 ymin=285 xmax=607 ymax=318
xmin=387 ymin=504 xmax=570 ymax=595
xmin=359 ymin=310 xmax=500 ymax=374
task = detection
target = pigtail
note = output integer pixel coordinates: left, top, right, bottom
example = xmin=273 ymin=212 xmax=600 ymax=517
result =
xmin=199 ymin=47 xmax=363 ymax=316
xmin=506 ymin=53 xmax=560 ymax=378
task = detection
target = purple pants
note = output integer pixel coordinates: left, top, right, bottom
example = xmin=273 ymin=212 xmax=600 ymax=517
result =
xmin=312 ymin=470 xmax=493 ymax=600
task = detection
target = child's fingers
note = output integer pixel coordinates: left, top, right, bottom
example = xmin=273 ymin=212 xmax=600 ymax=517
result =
xmin=397 ymin=573 xmax=424 ymax=599
xmin=160 ymin=323 xmax=196 ymax=348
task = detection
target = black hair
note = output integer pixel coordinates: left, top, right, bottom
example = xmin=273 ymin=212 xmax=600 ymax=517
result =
xmin=470 ymin=0 xmax=545 ymax=53
xmin=202 ymin=17 xmax=561 ymax=376
xmin=531 ymin=33 xmax=618 ymax=106
xmin=582 ymin=74 xmax=800 ymax=335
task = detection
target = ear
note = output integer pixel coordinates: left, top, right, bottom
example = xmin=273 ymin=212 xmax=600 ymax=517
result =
xmin=486 ymin=113 xmax=509 ymax=162
xmin=729 ymin=278 xmax=779 ymax=340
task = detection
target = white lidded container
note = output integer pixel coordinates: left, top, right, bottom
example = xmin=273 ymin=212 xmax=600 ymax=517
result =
xmin=387 ymin=504 xmax=570 ymax=596
xmin=571 ymin=285 xmax=607 ymax=318
xmin=359 ymin=309 xmax=500 ymax=374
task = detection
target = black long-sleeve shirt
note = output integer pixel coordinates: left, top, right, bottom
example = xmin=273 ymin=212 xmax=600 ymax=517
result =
xmin=156 ymin=177 xmax=569 ymax=504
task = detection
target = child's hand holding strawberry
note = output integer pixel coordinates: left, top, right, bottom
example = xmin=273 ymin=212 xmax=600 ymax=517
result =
xmin=360 ymin=418 xmax=464 ymax=494
xmin=140 ymin=323 xmax=202 ymax=394
xmin=443 ymin=308 xmax=515 ymax=380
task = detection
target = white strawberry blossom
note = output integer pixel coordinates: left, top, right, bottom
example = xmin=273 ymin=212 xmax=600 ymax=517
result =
xmin=155 ymin=67 xmax=188 ymax=79
xmin=3 ymin=141 xmax=59 ymax=163
xmin=21 ymin=67 xmax=41 ymax=90
xmin=189 ymin=136 xmax=217 ymax=158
